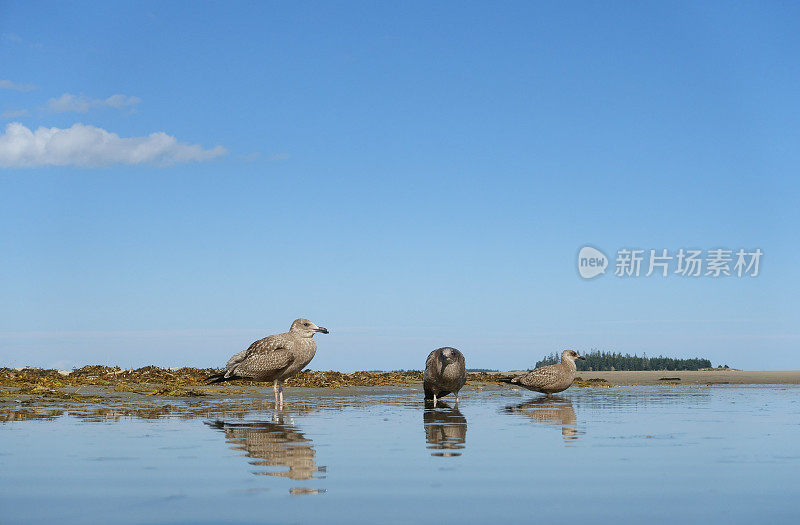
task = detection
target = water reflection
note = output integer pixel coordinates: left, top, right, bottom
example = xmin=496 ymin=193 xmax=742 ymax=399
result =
xmin=423 ymin=403 xmax=467 ymax=457
xmin=504 ymin=397 xmax=581 ymax=443
xmin=0 ymin=408 xmax=63 ymax=422
xmin=207 ymin=415 xmax=326 ymax=487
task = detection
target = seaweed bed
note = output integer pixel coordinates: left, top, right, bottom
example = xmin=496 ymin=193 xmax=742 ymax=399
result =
xmin=573 ymin=377 xmax=612 ymax=387
xmin=0 ymin=365 xmax=511 ymax=391
xmin=0 ymin=366 xmax=618 ymax=422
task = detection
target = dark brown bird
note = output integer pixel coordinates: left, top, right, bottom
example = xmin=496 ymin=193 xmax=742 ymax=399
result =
xmin=502 ymin=349 xmax=584 ymax=397
xmin=423 ymin=347 xmax=466 ymax=406
xmin=206 ymin=318 xmax=328 ymax=406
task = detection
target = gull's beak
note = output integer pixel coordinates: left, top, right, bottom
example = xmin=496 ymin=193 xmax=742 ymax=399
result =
xmin=577 ymin=355 xmax=585 ymax=360
xmin=315 ymin=326 xmax=329 ymax=334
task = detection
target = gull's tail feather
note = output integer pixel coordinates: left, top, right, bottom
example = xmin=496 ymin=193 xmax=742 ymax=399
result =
xmin=206 ymin=372 xmax=234 ymax=384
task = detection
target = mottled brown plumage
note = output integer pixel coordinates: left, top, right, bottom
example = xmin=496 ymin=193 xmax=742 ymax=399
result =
xmin=423 ymin=347 xmax=466 ymax=405
xmin=207 ymin=318 xmax=328 ymax=406
xmin=506 ymin=349 xmax=584 ymax=396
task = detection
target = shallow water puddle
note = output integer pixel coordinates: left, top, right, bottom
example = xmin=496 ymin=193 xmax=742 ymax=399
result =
xmin=2 ymin=385 xmax=798 ymax=524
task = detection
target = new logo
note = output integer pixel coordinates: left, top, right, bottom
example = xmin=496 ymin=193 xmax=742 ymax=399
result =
xmin=578 ymin=246 xmax=608 ymax=279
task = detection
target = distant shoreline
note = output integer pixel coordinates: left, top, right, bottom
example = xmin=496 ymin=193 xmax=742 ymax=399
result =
xmin=550 ymin=370 xmax=800 ymax=385
xmin=6 ymin=366 xmax=800 ymax=386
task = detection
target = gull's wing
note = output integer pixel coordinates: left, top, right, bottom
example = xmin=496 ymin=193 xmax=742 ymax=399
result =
xmin=225 ymin=334 xmax=295 ymax=378
xmin=424 ymin=349 xmax=440 ymax=375
xmin=454 ymin=351 xmax=467 ymax=384
xmin=516 ymin=364 xmax=562 ymax=390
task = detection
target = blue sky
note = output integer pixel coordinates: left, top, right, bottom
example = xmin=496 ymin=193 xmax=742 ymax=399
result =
xmin=1 ymin=1 xmax=798 ymax=371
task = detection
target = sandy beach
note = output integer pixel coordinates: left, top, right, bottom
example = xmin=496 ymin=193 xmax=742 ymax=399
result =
xmin=562 ymin=369 xmax=800 ymax=385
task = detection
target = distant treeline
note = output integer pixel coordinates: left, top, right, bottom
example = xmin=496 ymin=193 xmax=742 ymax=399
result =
xmin=535 ymin=350 xmax=712 ymax=371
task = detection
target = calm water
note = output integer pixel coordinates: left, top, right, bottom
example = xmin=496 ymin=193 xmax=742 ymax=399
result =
xmin=2 ymin=385 xmax=799 ymax=524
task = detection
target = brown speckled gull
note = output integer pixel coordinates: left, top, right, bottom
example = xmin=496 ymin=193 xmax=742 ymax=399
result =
xmin=423 ymin=347 xmax=466 ymax=406
xmin=206 ymin=318 xmax=328 ymax=406
xmin=502 ymin=349 xmax=584 ymax=397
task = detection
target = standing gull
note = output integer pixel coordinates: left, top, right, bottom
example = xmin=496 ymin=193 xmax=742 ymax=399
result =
xmin=206 ymin=318 xmax=328 ymax=407
xmin=423 ymin=347 xmax=467 ymax=406
xmin=502 ymin=349 xmax=584 ymax=397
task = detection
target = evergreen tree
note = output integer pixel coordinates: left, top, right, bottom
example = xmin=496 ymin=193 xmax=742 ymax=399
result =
xmin=534 ymin=350 xmax=712 ymax=371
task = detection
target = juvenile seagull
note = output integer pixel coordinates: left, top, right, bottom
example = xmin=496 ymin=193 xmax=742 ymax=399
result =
xmin=423 ymin=347 xmax=467 ymax=407
xmin=502 ymin=349 xmax=585 ymax=397
xmin=206 ymin=318 xmax=328 ymax=406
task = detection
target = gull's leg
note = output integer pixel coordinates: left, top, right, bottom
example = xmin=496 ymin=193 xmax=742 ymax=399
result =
xmin=278 ymin=380 xmax=284 ymax=409
xmin=454 ymin=392 xmax=460 ymax=406
xmin=273 ymin=380 xmax=279 ymax=404
xmin=433 ymin=393 xmax=437 ymax=408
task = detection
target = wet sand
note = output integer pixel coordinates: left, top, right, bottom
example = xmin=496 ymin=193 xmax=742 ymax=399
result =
xmin=3 ymin=366 xmax=800 ymax=422
xmin=562 ymin=370 xmax=800 ymax=385
xmin=2 ymin=370 xmax=798 ymax=420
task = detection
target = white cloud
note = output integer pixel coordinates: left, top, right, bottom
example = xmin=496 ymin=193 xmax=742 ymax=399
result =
xmin=241 ymin=152 xmax=261 ymax=162
xmin=47 ymin=93 xmax=141 ymax=113
xmin=2 ymin=33 xmax=43 ymax=49
xmin=269 ymin=153 xmax=289 ymax=162
xmin=103 ymin=94 xmax=142 ymax=109
xmin=2 ymin=33 xmax=23 ymax=44
xmin=2 ymin=109 xmax=29 ymax=119
xmin=0 ymin=79 xmax=37 ymax=92
xmin=0 ymin=122 xmax=227 ymax=168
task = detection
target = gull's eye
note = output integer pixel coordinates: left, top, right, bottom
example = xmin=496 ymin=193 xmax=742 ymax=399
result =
xmin=304 ymin=322 xmax=309 ymax=326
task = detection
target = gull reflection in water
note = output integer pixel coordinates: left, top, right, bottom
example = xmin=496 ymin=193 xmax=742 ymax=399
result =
xmin=207 ymin=415 xmax=326 ymax=493
xmin=424 ymin=402 xmax=467 ymax=457
xmin=504 ymin=397 xmax=581 ymax=443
